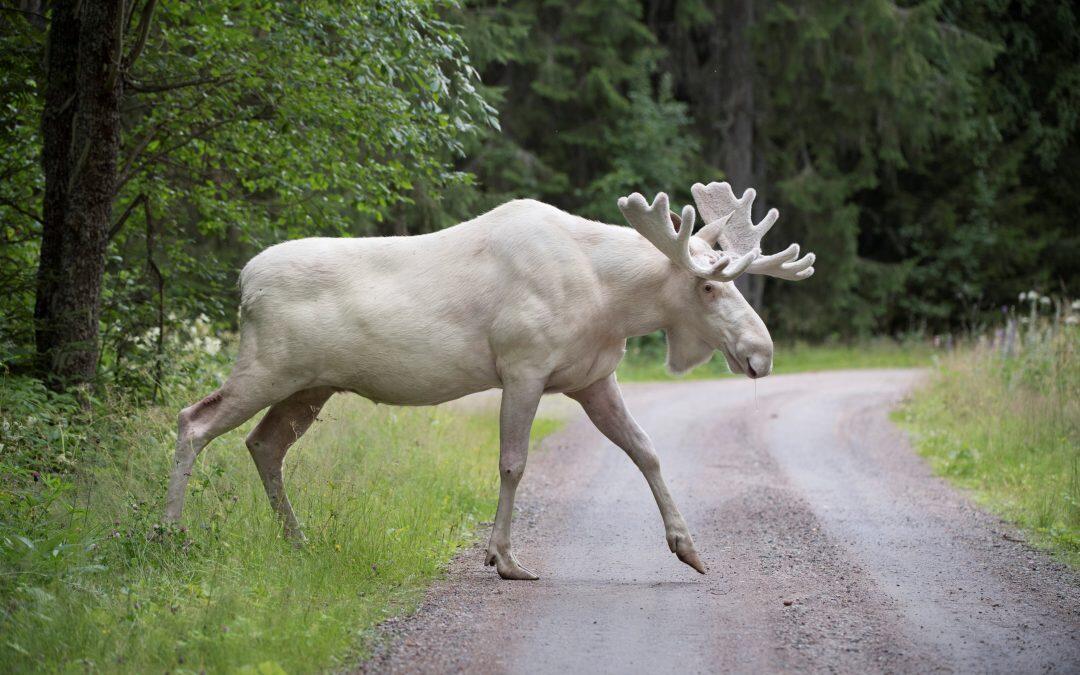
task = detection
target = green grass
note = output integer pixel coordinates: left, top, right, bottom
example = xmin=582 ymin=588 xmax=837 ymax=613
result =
xmin=1 ymin=383 xmax=557 ymax=673
xmin=617 ymin=336 xmax=935 ymax=381
xmin=896 ymin=327 xmax=1080 ymax=566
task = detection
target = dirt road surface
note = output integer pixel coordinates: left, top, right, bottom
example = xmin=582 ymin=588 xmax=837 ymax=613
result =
xmin=359 ymin=370 xmax=1079 ymax=674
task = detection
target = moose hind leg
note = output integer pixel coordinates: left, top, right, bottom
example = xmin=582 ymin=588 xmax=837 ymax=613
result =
xmin=245 ymin=387 xmax=334 ymax=541
xmin=165 ymin=355 xmax=305 ymax=525
xmin=165 ymin=379 xmax=281 ymax=523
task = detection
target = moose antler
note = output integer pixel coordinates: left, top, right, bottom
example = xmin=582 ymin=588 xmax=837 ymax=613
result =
xmin=618 ymin=192 xmax=759 ymax=282
xmin=691 ymin=182 xmax=815 ymax=281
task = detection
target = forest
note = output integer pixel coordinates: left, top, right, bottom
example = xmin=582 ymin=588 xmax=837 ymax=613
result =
xmin=1 ymin=0 xmax=1077 ymax=395
xmin=0 ymin=2 xmax=1078 ymax=673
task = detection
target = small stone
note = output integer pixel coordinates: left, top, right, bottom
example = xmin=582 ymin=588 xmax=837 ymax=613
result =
xmin=783 ymin=599 xmax=795 ymax=606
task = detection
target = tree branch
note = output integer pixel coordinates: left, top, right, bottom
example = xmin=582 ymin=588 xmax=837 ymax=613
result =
xmin=0 ymin=197 xmax=43 ymax=224
xmin=114 ymin=115 xmax=246 ymax=193
xmin=115 ymin=77 xmax=238 ymax=191
xmin=125 ymin=74 xmax=233 ymax=94
xmin=0 ymin=6 xmax=47 ymax=21
xmin=124 ymin=0 xmax=158 ymax=70
xmin=66 ymin=138 xmax=93 ymax=196
xmin=143 ymin=195 xmax=165 ymax=402
xmin=108 ymin=192 xmax=147 ymax=240
xmin=117 ymin=122 xmax=170 ymax=189
xmin=105 ymin=0 xmax=125 ymax=91
xmin=125 ymin=0 xmax=139 ymax=32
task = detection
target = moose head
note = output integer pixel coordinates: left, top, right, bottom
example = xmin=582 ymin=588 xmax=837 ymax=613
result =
xmin=618 ymin=182 xmax=815 ymax=379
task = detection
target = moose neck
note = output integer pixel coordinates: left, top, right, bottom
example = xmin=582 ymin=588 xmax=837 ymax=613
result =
xmin=586 ymin=224 xmax=690 ymax=340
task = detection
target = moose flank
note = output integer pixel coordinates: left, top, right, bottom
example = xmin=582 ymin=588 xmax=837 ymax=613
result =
xmin=164 ymin=182 xmax=815 ymax=580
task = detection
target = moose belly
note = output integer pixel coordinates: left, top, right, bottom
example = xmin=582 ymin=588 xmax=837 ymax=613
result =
xmin=320 ymin=339 xmax=497 ymax=405
xmin=243 ymin=301 xmax=498 ymax=406
xmin=342 ymin=364 xmax=497 ymax=406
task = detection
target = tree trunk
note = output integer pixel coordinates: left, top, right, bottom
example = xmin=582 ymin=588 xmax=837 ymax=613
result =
xmin=717 ymin=0 xmax=765 ymax=310
xmin=34 ymin=0 xmax=124 ymax=390
xmin=646 ymin=0 xmax=767 ymax=310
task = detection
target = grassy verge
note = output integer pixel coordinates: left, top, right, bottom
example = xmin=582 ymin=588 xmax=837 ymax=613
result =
xmin=895 ymin=327 xmax=1079 ymax=566
xmin=617 ymin=336 xmax=935 ymax=381
xmin=1 ymin=378 xmax=556 ymax=673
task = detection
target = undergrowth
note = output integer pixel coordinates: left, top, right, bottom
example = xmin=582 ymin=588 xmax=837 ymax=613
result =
xmin=0 ymin=346 xmax=555 ymax=672
xmin=897 ymin=314 xmax=1079 ymax=566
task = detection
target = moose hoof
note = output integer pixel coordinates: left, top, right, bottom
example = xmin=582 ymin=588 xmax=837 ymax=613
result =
xmin=485 ymin=549 xmax=539 ymax=581
xmin=669 ymin=532 xmax=707 ymax=574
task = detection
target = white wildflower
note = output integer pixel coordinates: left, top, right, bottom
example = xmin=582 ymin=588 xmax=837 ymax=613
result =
xmin=1067 ymin=316 xmax=1079 ymax=326
xmin=1071 ymin=300 xmax=1080 ymax=311
xmin=1039 ymin=296 xmax=1051 ymax=306
xmin=203 ymin=336 xmax=222 ymax=356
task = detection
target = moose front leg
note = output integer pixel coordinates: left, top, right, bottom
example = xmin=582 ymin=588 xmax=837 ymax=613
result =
xmin=568 ymin=374 xmax=706 ymax=574
xmin=485 ymin=378 xmax=544 ymax=580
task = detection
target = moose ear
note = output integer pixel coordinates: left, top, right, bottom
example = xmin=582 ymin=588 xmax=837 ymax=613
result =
xmin=669 ymin=210 xmax=682 ymax=232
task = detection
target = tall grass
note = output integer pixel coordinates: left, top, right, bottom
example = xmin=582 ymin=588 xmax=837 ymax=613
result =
xmin=1 ymin=373 xmax=555 ymax=673
xmin=617 ymin=336 xmax=935 ymax=381
xmin=897 ymin=304 xmax=1080 ymax=566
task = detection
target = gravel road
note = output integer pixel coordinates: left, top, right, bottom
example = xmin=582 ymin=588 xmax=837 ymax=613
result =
xmin=359 ymin=370 xmax=1079 ymax=674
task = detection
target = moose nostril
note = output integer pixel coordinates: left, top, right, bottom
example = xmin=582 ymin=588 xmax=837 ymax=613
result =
xmin=746 ymin=358 xmax=758 ymax=379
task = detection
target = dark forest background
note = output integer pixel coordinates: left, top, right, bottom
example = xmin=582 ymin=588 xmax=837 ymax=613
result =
xmin=1 ymin=0 xmax=1077 ymax=395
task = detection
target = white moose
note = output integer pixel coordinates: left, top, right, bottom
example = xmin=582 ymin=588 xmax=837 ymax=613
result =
xmin=164 ymin=181 xmax=814 ymax=580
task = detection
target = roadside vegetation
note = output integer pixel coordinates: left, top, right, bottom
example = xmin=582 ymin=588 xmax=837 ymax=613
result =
xmin=898 ymin=298 xmax=1080 ymax=567
xmin=0 ymin=339 xmax=557 ymax=673
xmin=618 ymin=336 xmax=935 ymax=381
